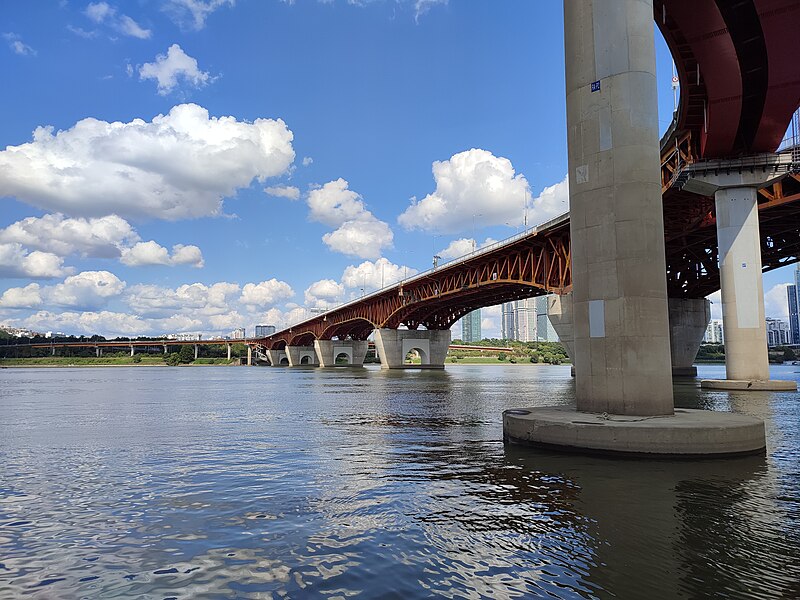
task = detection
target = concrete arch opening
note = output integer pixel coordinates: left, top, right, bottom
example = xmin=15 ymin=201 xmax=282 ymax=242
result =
xmin=280 ymin=357 xmax=289 ymax=366
xmin=404 ymin=347 xmax=428 ymax=366
xmin=300 ymin=355 xmax=312 ymax=365
xmin=335 ymin=352 xmax=350 ymax=365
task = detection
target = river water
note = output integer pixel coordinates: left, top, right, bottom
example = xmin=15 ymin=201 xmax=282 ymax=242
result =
xmin=1 ymin=364 xmax=799 ymax=599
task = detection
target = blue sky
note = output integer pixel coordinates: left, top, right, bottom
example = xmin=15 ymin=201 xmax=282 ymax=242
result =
xmin=0 ymin=0 xmax=794 ymax=338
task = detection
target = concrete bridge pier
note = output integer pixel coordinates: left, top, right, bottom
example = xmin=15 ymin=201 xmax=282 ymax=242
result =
xmin=227 ymin=343 xmax=231 ymax=361
xmin=373 ymin=328 xmax=450 ymax=369
xmin=130 ymin=345 xmax=135 ymax=357
xmin=550 ymin=294 xmax=712 ymax=378
xmin=285 ymin=345 xmax=319 ymax=366
xmin=314 ymin=340 xmax=368 ymax=367
xmin=163 ymin=345 xmax=168 ymax=354
xmin=547 ymin=294 xmax=574 ymax=376
xmin=669 ymin=298 xmax=711 ymax=377
xmin=504 ymin=0 xmax=766 ymax=456
xmin=266 ymin=349 xmax=288 ymax=366
xmin=51 ymin=346 xmax=56 ymax=356
xmin=247 ymin=345 xmax=252 ymax=366
xmin=682 ymin=171 xmax=796 ymax=391
xmin=194 ymin=344 xmax=199 ymax=360
xmin=96 ymin=346 xmax=102 ymax=358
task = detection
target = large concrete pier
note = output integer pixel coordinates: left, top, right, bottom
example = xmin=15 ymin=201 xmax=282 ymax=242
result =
xmin=503 ymin=0 xmax=766 ymax=457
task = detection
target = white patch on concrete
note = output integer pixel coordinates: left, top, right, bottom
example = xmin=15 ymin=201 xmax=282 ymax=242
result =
xmin=589 ymin=299 xmax=605 ymax=338
xmin=576 ymin=164 xmax=589 ymax=184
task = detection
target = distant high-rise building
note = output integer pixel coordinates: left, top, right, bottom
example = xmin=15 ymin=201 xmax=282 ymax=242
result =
xmin=788 ymin=285 xmax=799 ymax=345
xmin=766 ymin=318 xmax=790 ymax=347
xmin=704 ymin=320 xmax=724 ymax=344
xmin=535 ymin=295 xmax=559 ymax=342
xmin=231 ymin=327 xmax=246 ymax=340
xmin=501 ymin=298 xmax=537 ymax=342
xmin=501 ymin=302 xmax=516 ymax=340
xmin=461 ymin=309 xmax=482 ymax=342
xmin=255 ymin=324 xmax=276 ymax=337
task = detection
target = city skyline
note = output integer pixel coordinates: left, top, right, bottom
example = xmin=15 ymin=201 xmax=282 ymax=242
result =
xmin=0 ymin=1 xmax=796 ymax=339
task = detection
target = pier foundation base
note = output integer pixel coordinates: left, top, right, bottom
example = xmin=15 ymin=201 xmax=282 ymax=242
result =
xmin=503 ymin=407 xmax=766 ymax=457
xmin=700 ymin=379 xmax=796 ymax=391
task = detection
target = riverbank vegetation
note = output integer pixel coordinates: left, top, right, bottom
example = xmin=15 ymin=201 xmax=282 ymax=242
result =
xmin=447 ymin=340 xmax=570 ymax=364
xmin=697 ymin=343 xmax=797 ymax=364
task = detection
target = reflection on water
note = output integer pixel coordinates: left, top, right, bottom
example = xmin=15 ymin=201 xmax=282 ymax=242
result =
xmin=1 ymin=364 xmax=798 ymax=598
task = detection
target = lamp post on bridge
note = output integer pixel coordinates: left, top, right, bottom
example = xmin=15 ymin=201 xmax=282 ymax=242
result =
xmin=471 ymin=213 xmax=482 ymax=251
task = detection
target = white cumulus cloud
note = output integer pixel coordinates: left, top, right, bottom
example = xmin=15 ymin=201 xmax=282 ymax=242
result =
xmin=139 ymin=44 xmax=211 ymax=95
xmin=341 ymin=258 xmax=416 ymax=292
xmin=0 ymin=243 xmax=68 ymax=279
xmin=0 ymin=283 xmax=43 ymax=308
xmin=120 ymin=241 xmax=204 ymax=267
xmin=265 ymin=185 xmax=300 ymax=200
xmin=307 ymin=178 xmax=368 ymax=227
xmin=48 ymin=270 xmax=125 ymax=309
xmin=437 ymin=237 xmax=497 ymax=260
xmin=304 ymin=279 xmax=345 ymax=306
xmin=240 ymin=279 xmax=295 ymax=308
xmin=765 ymin=283 xmax=791 ymax=321
xmin=0 ymin=214 xmax=139 ymax=258
xmin=307 ymin=179 xmax=393 ymax=259
xmin=322 ymin=219 xmax=393 ymax=260
xmin=530 ymin=175 xmax=569 ymax=225
xmin=0 ymin=103 xmax=295 ymax=220
xmin=398 ymin=148 xmax=531 ymax=234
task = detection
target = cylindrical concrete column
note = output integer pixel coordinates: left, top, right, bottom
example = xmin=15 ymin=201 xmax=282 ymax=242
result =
xmin=194 ymin=344 xmax=199 ymax=360
xmin=714 ymin=187 xmax=770 ymax=380
xmin=247 ymin=345 xmax=252 ymax=366
xmin=130 ymin=345 xmax=135 ymax=357
xmin=668 ymin=298 xmax=711 ymax=377
xmin=547 ymin=294 xmax=574 ymax=360
xmin=564 ymin=0 xmax=673 ymax=415
xmin=227 ymin=343 xmax=231 ymax=361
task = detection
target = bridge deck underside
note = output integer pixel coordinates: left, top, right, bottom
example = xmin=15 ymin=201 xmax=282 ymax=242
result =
xmin=655 ymin=0 xmax=800 ymax=158
xmin=664 ymin=173 xmax=800 ymax=298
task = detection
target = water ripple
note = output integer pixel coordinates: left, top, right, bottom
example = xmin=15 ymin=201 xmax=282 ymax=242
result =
xmin=0 ymin=365 xmax=798 ymax=598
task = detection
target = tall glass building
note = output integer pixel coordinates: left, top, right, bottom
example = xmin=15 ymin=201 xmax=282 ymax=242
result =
xmin=788 ymin=284 xmax=799 ymax=345
xmin=461 ymin=309 xmax=482 ymax=342
xmin=501 ymin=298 xmax=537 ymax=341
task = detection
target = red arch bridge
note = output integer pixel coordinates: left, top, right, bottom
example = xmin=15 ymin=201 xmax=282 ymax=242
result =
xmin=253 ymin=0 xmax=800 ymax=372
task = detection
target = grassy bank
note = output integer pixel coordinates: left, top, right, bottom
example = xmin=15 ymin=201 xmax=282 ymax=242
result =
xmin=0 ymin=356 xmax=236 ymax=367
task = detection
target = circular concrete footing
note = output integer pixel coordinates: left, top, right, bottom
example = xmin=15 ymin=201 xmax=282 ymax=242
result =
xmin=700 ymin=379 xmax=796 ymax=391
xmin=503 ymin=406 xmax=766 ymax=457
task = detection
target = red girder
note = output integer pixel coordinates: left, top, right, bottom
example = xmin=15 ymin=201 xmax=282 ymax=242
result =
xmin=264 ymin=223 xmax=571 ymax=349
